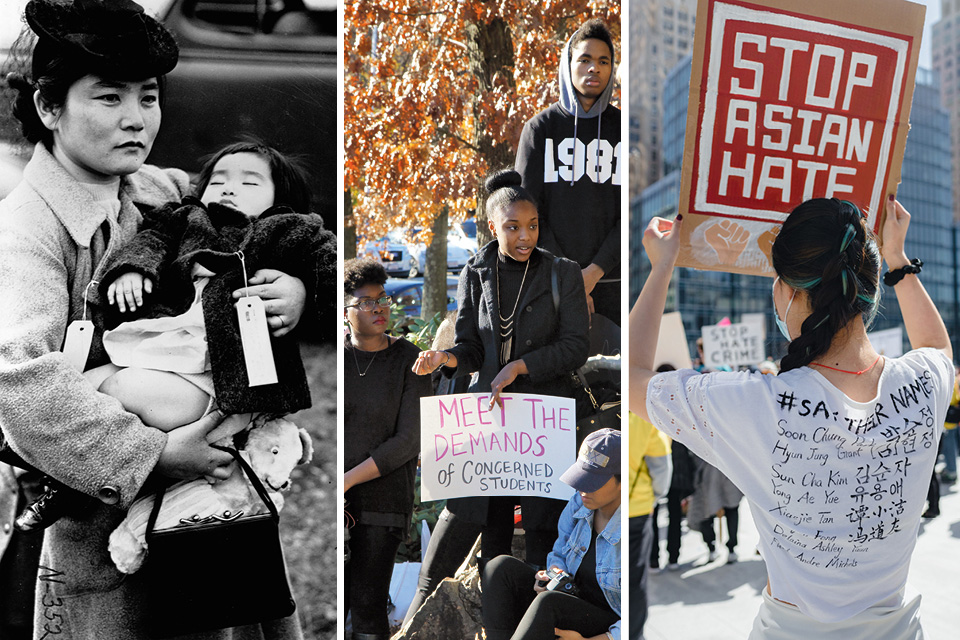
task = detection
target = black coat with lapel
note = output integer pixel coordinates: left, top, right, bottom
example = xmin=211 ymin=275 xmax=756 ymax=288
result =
xmin=444 ymin=241 xmax=590 ymax=531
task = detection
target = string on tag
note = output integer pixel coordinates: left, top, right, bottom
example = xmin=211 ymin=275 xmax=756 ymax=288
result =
xmin=82 ymin=280 xmax=99 ymax=322
xmin=235 ymin=251 xmax=249 ymax=297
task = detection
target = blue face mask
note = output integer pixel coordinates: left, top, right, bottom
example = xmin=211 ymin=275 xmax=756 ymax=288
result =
xmin=772 ymin=276 xmax=796 ymax=341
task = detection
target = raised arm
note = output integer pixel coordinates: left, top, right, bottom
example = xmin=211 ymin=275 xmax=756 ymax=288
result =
xmin=628 ymin=216 xmax=683 ymax=422
xmin=882 ymin=198 xmax=952 ymax=360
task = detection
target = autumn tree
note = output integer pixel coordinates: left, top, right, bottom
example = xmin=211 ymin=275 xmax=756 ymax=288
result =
xmin=345 ymin=0 xmax=620 ymax=319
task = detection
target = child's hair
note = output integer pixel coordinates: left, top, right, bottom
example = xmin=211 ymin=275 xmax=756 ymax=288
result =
xmin=569 ymin=18 xmax=614 ymax=60
xmin=771 ymin=198 xmax=881 ymax=373
xmin=195 ymin=139 xmax=312 ymax=214
xmin=343 ymin=258 xmax=387 ymax=302
xmin=484 ymin=169 xmax=537 ymax=220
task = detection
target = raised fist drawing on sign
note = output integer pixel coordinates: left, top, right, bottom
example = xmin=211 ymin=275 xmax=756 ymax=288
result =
xmin=758 ymin=226 xmax=780 ymax=269
xmin=704 ymin=219 xmax=750 ymax=265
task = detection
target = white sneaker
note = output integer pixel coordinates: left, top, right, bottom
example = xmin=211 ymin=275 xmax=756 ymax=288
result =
xmin=707 ymin=549 xmax=719 ymax=563
xmin=727 ymin=551 xmax=739 ymax=564
xmin=666 ymin=562 xmax=680 ymax=571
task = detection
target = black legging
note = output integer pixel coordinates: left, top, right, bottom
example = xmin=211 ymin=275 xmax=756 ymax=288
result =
xmin=700 ymin=504 xmax=740 ymax=552
xmin=402 ymin=509 xmax=481 ymax=626
xmin=345 ymin=522 xmax=404 ymax=636
xmin=481 ymin=555 xmax=619 ymax=640
xmin=402 ymin=501 xmax=558 ymax=626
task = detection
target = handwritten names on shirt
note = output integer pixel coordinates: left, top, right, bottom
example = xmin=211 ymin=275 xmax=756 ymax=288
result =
xmin=766 ymin=371 xmax=937 ymax=569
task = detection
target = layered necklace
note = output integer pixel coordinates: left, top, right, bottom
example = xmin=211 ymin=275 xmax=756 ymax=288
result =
xmin=496 ymin=257 xmax=530 ymax=366
xmin=351 ymin=333 xmax=389 ymax=377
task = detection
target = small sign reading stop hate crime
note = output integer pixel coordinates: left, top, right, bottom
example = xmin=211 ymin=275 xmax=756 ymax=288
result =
xmin=702 ymin=322 xmax=765 ymax=369
xmin=419 ymin=393 xmax=576 ymax=502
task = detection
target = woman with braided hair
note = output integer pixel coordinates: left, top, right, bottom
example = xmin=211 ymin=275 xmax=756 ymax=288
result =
xmin=630 ymin=196 xmax=954 ymax=638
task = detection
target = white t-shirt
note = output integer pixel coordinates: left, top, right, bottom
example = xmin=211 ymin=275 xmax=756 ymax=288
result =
xmin=646 ymin=348 xmax=954 ymax=622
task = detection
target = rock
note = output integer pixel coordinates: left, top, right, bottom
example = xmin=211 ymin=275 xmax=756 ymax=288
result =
xmin=393 ymin=538 xmax=484 ymax=640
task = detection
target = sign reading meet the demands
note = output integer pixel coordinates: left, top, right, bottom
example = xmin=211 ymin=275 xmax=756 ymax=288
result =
xmin=678 ymin=0 xmax=924 ymax=276
xmin=701 ymin=322 xmax=765 ymax=368
xmin=420 ymin=393 xmax=576 ymax=502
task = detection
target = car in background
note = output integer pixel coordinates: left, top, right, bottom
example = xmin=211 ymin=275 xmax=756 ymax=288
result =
xmin=0 ymin=0 xmax=336 ymax=223
xmin=385 ymin=275 xmax=459 ymax=329
xmin=363 ymin=227 xmax=476 ymax=278
xmin=361 ymin=230 xmax=419 ymax=278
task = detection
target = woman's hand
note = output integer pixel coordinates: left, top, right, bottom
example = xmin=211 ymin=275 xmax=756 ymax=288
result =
xmin=232 ymin=269 xmax=306 ymax=337
xmin=412 ymin=350 xmax=455 ymax=376
xmin=156 ymin=411 xmax=236 ymax=481
xmin=490 ymin=360 xmax=527 ymax=409
xmin=107 ymin=272 xmax=153 ymax=313
xmin=882 ymin=196 xmax=911 ymax=269
xmin=643 ymin=215 xmax=682 ymax=272
xmin=533 ymin=569 xmax=550 ymax=593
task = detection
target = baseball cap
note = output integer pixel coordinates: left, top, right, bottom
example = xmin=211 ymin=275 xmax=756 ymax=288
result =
xmin=559 ymin=428 xmax=621 ymax=493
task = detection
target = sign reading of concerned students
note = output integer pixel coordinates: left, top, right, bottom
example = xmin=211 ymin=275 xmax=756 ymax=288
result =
xmin=701 ymin=321 xmax=765 ymax=368
xmin=677 ymin=0 xmax=924 ymax=276
xmin=420 ymin=393 xmax=576 ymax=502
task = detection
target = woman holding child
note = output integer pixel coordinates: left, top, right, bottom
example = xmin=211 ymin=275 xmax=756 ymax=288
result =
xmin=0 ymin=1 xmax=309 ymax=637
xmin=631 ymin=197 xmax=954 ymax=638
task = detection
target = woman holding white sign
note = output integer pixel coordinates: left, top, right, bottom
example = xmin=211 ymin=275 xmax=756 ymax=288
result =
xmin=630 ymin=197 xmax=954 ymax=638
xmin=412 ymin=169 xmax=590 ymax=567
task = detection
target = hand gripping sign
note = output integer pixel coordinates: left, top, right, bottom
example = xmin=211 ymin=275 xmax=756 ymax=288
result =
xmin=677 ymin=0 xmax=924 ymax=276
xmin=420 ymin=393 xmax=576 ymax=502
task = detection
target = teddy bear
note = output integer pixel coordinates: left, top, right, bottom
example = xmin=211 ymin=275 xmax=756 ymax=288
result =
xmin=108 ymin=416 xmax=314 ymax=574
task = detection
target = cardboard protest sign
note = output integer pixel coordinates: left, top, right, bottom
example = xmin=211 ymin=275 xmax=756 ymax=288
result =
xmin=420 ymin=393 xmax=576 ymax=502
xmin=655 ymin=311 xmax=694 ymax=370
xmin=701 ymin=321 xmax=765 ymax=368
xmin=678 ymin=0 xmax=924 ymax=276
xmin=867 ymin=326 xmax=904 ymax=357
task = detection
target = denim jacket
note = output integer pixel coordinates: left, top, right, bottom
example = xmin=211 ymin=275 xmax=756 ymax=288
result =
xmin=545 ymin=493 xmax=622 ymax=640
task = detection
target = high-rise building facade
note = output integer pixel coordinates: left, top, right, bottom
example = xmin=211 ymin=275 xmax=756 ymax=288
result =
xmin=932 ymin=0 xmax=960 ymax=221
xmin=630 ymin=58 xmax=959 ymax=362
xmin=629 ymin=0 xmax=697 ymax=200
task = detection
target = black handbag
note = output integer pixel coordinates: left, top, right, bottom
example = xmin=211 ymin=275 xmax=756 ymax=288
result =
xmin=142 ymin=445 xmax=296 ymax=638
xmin=572 ymin=368 xmax=622 ymax=448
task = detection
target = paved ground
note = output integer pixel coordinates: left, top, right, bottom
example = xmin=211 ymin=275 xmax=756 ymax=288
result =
xmin=644 ymin=469 xmax=960 ymax=639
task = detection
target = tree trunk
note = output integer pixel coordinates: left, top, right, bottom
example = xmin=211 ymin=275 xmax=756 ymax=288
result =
xmin=465 ymin=13 xmax=516 ymax=249
xmin=343 ymin=189 xmax=357 ymax=261
xmin=422 ymin=209 xmax=449 ymax=322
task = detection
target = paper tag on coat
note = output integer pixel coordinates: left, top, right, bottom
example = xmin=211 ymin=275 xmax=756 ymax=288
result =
xmin=62 ymin=320 xmax=94 ymax=372
xmin=235 ymin=296 xmax=278 ymax=386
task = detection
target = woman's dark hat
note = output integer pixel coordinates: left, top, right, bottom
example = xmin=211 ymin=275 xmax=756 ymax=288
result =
xmin=559 ymin=428 xmax=621 ymax=493
xmin=26 ymin=0 xmax=178 ymax=79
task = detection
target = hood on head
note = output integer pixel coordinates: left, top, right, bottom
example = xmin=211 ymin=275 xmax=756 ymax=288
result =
xmin=558 ymin=33 xmax=615 ymax=119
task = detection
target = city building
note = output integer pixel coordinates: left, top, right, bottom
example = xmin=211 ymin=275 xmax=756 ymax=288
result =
xmin=631 ymin=58 xmax=959 ymax=363
xmin=932 ymin=0 xmax=960 ymax=221
xmin=629 ymin=0 xmax=697 ymax=200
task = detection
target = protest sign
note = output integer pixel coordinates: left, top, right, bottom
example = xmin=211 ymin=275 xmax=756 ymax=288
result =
xmin=678 ymin=0 xmax=924 ymax=276
xmin=867 ymin=326 xmax=904 ymax=357
xmin=420 ymin=393 xmax=576 ymax=502
xmin=655 ymin=311 xmax=694 ymax=370
xmin=701 ymin=321 xmax=765 ymax=368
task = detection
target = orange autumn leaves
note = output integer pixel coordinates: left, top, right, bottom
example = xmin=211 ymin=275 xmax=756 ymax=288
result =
xmin=344 ymin=1 xmax=621 ymax=247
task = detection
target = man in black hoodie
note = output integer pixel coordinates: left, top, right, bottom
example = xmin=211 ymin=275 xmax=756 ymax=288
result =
xmin=516 ymin=19 xmax=621 ymax=326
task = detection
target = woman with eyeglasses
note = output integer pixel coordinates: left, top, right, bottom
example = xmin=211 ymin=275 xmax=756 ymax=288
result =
xmin=343 ymin=257 xmax=433 ymax=640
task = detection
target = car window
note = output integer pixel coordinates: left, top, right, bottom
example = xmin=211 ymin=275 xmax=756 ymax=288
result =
xmin=393 ymin=287 xmax=422 ymax=309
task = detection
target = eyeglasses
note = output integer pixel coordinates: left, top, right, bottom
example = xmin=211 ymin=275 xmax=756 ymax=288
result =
xmin=344 ymin=295 xmax=393 ymax=312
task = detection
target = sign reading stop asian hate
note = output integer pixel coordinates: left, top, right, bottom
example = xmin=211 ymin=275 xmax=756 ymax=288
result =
xmin=678 ymin=0 xmax=924 ymax=276
xmin=420 ymin=393 xmax=576 ymax=502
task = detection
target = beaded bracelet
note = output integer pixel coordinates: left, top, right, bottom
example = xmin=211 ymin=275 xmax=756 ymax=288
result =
xmin=883 ymin=258 xmax=923 ymax=286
